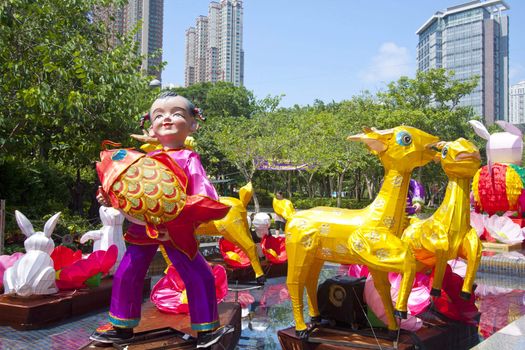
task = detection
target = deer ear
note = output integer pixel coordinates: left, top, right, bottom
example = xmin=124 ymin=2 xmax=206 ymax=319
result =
xmin=363 ymin=139 xmax=388 ymax=153
xmin=15 ymin=210 xmax=35 ymax=237
xmin=348 ymin=127 xmax=391 ymax=154
xmin=468 ymin=120 xmax=490 ymax=140
xmin=44 ymin=212 xmax=61 ymax=238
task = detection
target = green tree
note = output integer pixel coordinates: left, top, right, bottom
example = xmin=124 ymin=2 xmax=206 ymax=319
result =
xmin=0 ymin=0 xmax=158 ymax=216
xmin=376 ymin=68 xmax=479 ymax=206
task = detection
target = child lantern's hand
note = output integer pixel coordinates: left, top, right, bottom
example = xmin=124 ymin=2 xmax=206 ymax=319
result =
xmin=96 ymin=186 xmax=111 ymax=207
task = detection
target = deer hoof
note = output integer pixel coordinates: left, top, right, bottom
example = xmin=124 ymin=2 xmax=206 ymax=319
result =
xmin=387 ymin=329 xmax=399 ymax=339
xmin=310 ymin=316 xmax=322 ymax=326
xmin=460 ymin=291 xmax=471 ymax=300
xmin=394 ymin=309 xmax=407 ymax=319
xmin=295 ymin=329 xmax=309 ymax=339
xmin=430 ymin=288 xmax=442 ymax=297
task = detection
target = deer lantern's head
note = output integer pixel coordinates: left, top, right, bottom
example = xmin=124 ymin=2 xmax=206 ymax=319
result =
xmin=437 ymin=138 xmax=480 ymax=178
xmin=348 ymin=126 xmax=439 ymax=172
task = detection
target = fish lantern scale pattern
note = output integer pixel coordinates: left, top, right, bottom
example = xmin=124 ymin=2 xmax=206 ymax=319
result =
xmin=110 ymin=157 xmax=186 ymax=227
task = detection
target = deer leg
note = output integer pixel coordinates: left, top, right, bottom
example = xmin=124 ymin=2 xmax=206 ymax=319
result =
xmin=394 ymin=251 xmax=416 ymax=319
xmin=286 ymin=229 xmax=318 ymax=336
xmin=305 ymin=259 xmax=325 ymax=324
xmin=430 ymin=249 xmax=447 ymax=296
xmin=368 ymin=269 xmax=398 ymax=331
xmin=228 ymin=234 xmax=265 ymax=279
xmin=458 ymin=228 xmax=482 ymax=300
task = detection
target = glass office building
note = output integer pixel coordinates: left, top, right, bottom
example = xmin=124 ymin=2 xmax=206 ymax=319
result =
xmin=417 ymin=0 xmax=509 ymax=124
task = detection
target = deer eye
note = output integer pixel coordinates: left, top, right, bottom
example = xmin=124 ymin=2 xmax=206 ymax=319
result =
xmin=442 ymin=146 xmax=449 ymax=159
xmin=396 ymin=131 xmax=412 ymax=146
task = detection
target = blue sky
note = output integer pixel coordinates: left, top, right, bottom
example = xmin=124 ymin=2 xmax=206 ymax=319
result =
xmin=162 ymin=0 xmax=525 ymax=107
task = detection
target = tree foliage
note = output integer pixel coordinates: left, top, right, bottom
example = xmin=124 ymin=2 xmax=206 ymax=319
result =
xmin=0 ymin=0 xmax=159 ymax=219
xmin=1 ymin=1 xmax=481 ymax=238
xmin=0 ymin=0 xmax=156 ymax=166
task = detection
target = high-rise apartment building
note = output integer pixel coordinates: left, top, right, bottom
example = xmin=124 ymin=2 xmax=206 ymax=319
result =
xmin=416 ymin=0 xmax=509 ymax=124
xmin=123 ymin=0 xmax=164 ymax=79
xmin=185 ymin=0 xmax=244 ymax=87
xmin=509 ymin=81 xmax=525 ymax=124
xmin=95 ymin=0 xmax=164 ymax=79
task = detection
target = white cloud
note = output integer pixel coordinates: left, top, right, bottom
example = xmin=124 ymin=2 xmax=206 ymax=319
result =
xmin=359 ymin=42 xmax=414 ymax=84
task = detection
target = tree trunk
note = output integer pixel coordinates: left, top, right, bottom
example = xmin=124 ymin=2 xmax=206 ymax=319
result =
xmin=308 ymin=172 xmax=314 ymax=198
xmin=252 ymin=191 xmax=260 ymax=213
xmin=70 ymin=168 xmax=84 ymax=216
xmin=287 ymin=171 xmax=292 ymax=198
xmin=239 ymin=163 xmax=258 ymax=212
xmin=364 ymin=173 xmax=374 ymax=199
xmin=337 ymin=171 xmax=346 ymax=208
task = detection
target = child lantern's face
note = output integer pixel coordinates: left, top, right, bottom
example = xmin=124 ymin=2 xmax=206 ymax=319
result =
xmin=149 ymin=96 xmax=197 ymax=148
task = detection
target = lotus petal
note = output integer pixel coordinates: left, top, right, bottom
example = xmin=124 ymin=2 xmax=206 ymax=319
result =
xmin=470 ymin=212 xmax=487 ymax=237
xmin=261 ymin=235 xmax=287 ymax=264
xmin=0 ymin=253 xmax=24 ymax=288
xmin=55 ymin=246 xmax=118 ymax=290
xmin=364 ymin=273 xmax=426 ymax=331
xmin=219 ymin=238 xmax=251 ymax=268
xmin=51 ymin=246 xmax=82 ymax=271
xmin=486 ymin=215 xmax=525 ymax=244
xmin=346 ymin=264 xmax=369 ymax=278
xmin=150 ymin=263 xmax=228 ymax=314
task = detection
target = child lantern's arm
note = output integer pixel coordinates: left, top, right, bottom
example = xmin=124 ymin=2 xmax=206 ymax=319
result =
xmin=186 ymin=152 xmax=219 ymax=200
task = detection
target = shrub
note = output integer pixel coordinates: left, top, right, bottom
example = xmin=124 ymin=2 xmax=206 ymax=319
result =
xmin=293 ymin=197 xmax=372 ymax=210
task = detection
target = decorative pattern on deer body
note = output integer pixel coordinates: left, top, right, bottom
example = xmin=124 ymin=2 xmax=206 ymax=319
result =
xmin=285 ymin=126 xmax=439 ymax=336
xmin=195 ymin=182 xmax=265 ymax=280
xmin=402 ymin=138 xmax=482 ymax=299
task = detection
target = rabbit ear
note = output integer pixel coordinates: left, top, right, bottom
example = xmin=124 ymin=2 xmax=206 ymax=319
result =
xmin=80 ymin=230 xmax=102 ymax=244
xmin=44 ymin=212 xmax=61 ymax=238
xmin=495 ymin=120 xmax=523 ymax=137
xmin=468 ymin=120 xmax=491 ymax=140
xmin=15 ymin=210 xmax=35 ymax=237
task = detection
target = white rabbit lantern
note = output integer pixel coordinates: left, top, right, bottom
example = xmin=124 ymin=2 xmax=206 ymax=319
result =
xmin=80 ymin=206 xmax=126 ymax=275
xmin=469 ymin=120 xmax=523 ymax=169
xmin=3 ymin=211 xmax=60 ymax=297
xmin=252 ymin=213 xmax=271 ymax=239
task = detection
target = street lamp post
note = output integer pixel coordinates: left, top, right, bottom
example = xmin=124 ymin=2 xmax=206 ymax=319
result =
xmin=149 ymin=79 xmax=161 ymax=89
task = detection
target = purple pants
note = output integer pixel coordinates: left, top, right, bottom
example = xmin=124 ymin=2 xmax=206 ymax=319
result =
xmin=108 ymin=244 xmax=219 ymax=331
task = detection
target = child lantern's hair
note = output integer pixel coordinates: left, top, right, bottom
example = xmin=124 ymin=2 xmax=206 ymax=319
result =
xmin=139 ymin=91 xmax=205 ymax=129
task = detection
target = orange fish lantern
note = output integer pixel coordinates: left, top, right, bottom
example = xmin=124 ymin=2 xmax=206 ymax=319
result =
xmin=96 ymin=141 xmax=230 ymax=258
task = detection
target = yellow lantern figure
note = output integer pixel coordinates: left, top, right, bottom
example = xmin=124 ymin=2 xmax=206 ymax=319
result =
xmin=402 ymin=138 xmax=482 ymax=299
xmin=285 ymin=126 xmax=439 ymax=337
xmin=273 ymin=197 xmax=296 ymax=221
xmin=131 ymin=125 xmax=265 ymax=282
xmin=195 ymin=182 xmax=266 ymax=281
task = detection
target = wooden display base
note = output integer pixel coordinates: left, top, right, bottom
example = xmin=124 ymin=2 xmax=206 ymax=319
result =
xmin=80 ymin=301 xmax=241 ymax=350
xmin=278 ymin=312 xmax=479 ymax=350
xmin=482 ymin=241 xmax=523 ymax=253
xmin=0 ymin=277 xmax=151 ymax=330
